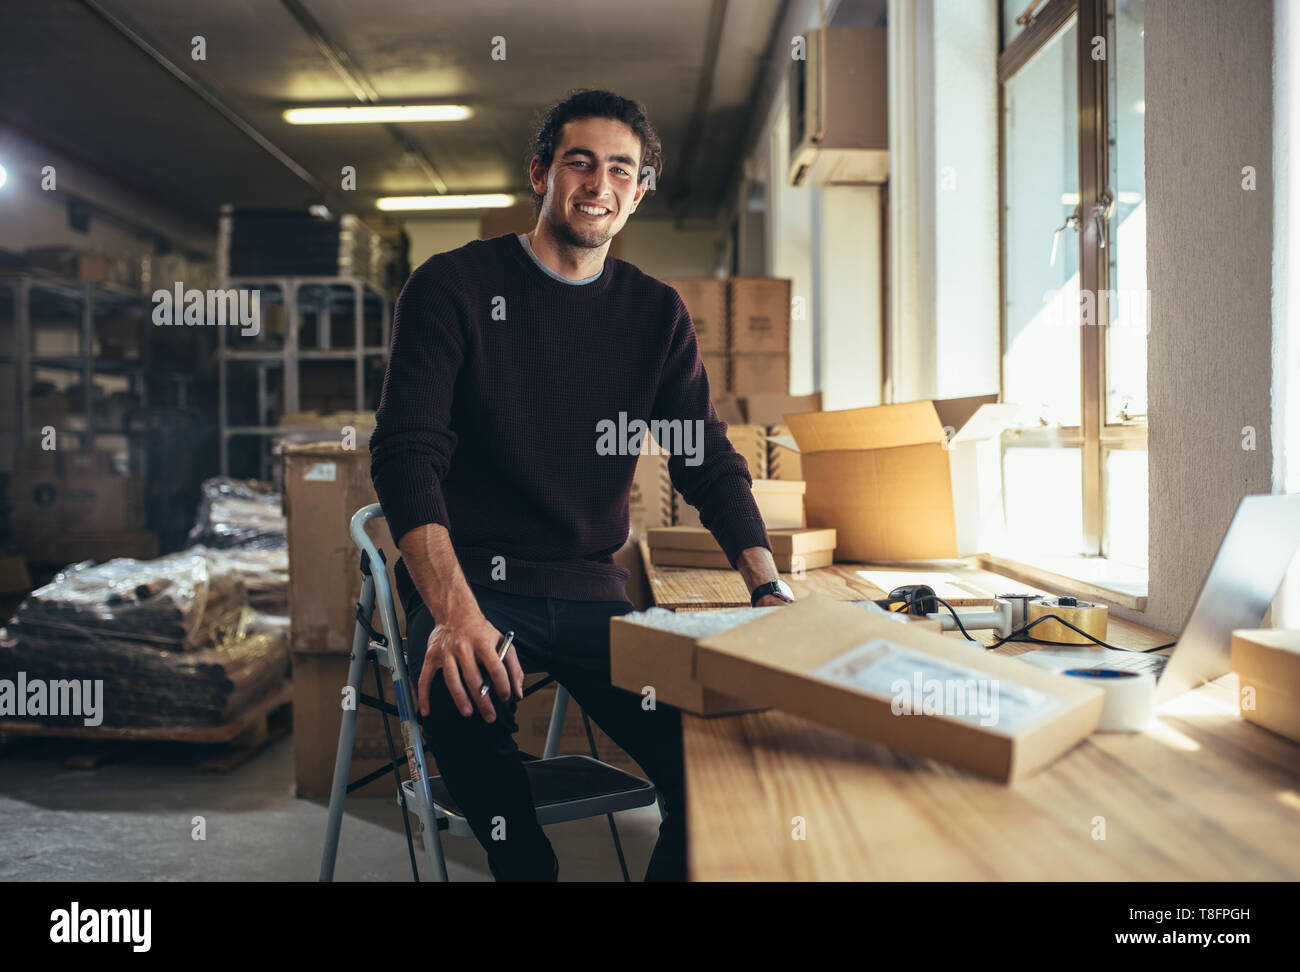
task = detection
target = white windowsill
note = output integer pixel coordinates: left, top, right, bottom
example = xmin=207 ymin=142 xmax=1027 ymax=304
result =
xmin=975 ymin=551 xmax=1148 ymax=613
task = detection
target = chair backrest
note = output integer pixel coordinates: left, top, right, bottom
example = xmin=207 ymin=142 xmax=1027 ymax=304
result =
xmin=350 ymin=503 xmax=405 ymax=657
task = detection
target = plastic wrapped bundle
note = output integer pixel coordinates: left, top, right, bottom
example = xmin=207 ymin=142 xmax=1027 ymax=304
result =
xmin=186 ymin=478 xmax=286 ymax=550
xmin=0 ymin=608 xmax=289 ymax=727
xmin=205 ymin=547 xmax=289 ymax=613
xmin=12 ymin=550 xmax=246 ymax=653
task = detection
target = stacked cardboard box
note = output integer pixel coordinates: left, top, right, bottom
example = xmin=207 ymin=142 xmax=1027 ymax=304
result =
xmin=668 ymin=278 xmax=729 ymax=394
xmin=729 ymin=278 xmax=791 ymax=394
xmin=1232 ymin=629 xmax=1300 ymax=744
xmin=648 ymin=525 xmax=836 ymax=571
xmin=10 ymin=446 xmax=155 ymax=564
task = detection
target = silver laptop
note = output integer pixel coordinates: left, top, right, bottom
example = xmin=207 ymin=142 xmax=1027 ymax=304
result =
xmin=1019 ymin=493 xmax=1300 ymax=702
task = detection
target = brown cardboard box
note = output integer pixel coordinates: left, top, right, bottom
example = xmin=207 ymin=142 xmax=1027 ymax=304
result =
xmin=695 ymin=595 xmax=1104 ymax=782
xmin=730 ymin=352 xmax=789 ymax=395
xmin=59 ymin=474 xmax=146 ymax=533
xmin=24 ymin=247 xmax=108 ymax=282
xmin=723 ymin=423 xmax=767 ymax=480
xmin=611 ymin=610 xmax=767 ymax=716
xmin=282 ymin=442 xmax=403 ymax=654
xmin=739 ymin=392 xmax=822 ymax=426
xmin=701 ymin=352 xmax=729 ymax=393
xmin=728 ymin=278 xmax=791 ymax=353
xmin=753 ymin=479 xmax=805 ymax=529
xmin=674 ymin=478 xmax=805 ymax=530
xmin=1232 ymin=629 xmax=1300 ymax=743
xmin=668 ymin=278 xmax=728 ymax=353
xmin=711 ymin=393 xmax=745 ymax=425
xmin=291 ymin=651 xmax=402 ymax=798
xmin=766 ymin=424 xmax=802 ymax=480
xmin=647 ymin=526 xmax=836 ymax=571
xmin=784 ymin=401 xmax=959 ymax=561
xmin=11 ymin=463 xmax=145 ymax=535
xmin=628 ymin=446 xmax=672 ymax=541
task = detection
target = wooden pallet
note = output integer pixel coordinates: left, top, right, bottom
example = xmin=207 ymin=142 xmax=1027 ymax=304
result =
xmin=0 ymin=679 xmax=293 ymax=772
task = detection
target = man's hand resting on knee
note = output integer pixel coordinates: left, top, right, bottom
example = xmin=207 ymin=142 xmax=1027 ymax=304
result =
xmin=419 ymin=611 xmax=525 ymax=722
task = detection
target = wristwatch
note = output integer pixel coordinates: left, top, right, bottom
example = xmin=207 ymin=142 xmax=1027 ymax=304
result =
xmin=750 ymin=579 xmax=795 ymax=606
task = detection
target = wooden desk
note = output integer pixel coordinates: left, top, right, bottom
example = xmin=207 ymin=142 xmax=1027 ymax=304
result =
xmin=642 ymin=548 xmax=1300 ymax=880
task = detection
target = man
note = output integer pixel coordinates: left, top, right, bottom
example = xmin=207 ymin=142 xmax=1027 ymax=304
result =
xmin=370 ymin=89 xmax=794 ymax=882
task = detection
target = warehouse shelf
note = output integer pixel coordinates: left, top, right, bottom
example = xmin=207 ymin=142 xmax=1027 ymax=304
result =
xmin=216 ymin=275 xmax=390 ymax=478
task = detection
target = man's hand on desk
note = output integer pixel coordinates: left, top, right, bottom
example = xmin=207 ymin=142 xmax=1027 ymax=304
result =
xmin=736 ymin=545 xmax=796 ymax=607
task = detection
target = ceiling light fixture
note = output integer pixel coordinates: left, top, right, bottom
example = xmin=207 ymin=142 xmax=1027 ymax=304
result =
xmin=376 ymin=194 xmax=516 ymax=211
xmin=283 ymin=105 xmax=471 ymax=125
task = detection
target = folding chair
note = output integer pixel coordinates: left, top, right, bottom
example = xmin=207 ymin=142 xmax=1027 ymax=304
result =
xmin=319 ymin=503 xmax=659 ymax=882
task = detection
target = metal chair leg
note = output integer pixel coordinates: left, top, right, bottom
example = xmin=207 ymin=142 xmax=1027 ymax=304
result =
xmin=319 ymin=576 xmax=375 ymax=882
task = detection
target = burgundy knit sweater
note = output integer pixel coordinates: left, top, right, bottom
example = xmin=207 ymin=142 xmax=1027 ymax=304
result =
xmin=370 ymin=232 xmax=771 ymax=609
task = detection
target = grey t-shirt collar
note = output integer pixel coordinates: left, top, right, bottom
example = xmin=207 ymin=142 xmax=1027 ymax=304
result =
xmin=516 ymin=233 xmax=604 ymax=285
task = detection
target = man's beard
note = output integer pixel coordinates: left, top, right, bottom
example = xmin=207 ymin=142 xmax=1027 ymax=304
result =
xmin=545 ymin=201 xmax=614 ymax=250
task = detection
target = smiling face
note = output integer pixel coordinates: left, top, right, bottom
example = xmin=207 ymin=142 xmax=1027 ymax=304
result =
xmin=530 ymin=116 xmax=648 ymax=250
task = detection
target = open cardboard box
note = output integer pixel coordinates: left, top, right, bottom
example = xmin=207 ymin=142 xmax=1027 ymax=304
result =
xmin=693 ymin=595 xmax=1104 ymax=782
xmin=773 ymin=395 xmax=1022 ymax=560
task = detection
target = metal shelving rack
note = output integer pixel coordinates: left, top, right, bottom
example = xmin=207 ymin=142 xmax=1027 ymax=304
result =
xmin=0 ymin=271 xmax=163 ymax=471
xmin=216 ymin=276 xmax=390 ymax=478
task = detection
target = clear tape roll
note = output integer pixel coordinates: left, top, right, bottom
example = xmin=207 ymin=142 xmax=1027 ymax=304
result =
xmin=1026 ymin=598 xmax=1108 ymax=645
xmin=1062 ymin=668 xmax=1155 ymax=732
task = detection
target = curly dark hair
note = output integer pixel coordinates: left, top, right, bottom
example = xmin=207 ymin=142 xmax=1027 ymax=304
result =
xmin=528 ymin=89 xmax=663 ymax=211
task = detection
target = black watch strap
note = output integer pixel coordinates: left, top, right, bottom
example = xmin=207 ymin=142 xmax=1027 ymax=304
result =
xmin=750 ymin=580 xmax=789 ymax=606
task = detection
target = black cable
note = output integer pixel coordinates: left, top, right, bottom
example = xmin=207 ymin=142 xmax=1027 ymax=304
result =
xmin=985 ymin=613 xmax=1168 ymax=654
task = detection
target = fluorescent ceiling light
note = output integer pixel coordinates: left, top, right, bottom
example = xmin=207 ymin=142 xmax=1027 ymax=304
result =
xmin=284 ymin=105 xmax=471 ymax=124
xmin=377 ymin=193 xmax=516 ymax=211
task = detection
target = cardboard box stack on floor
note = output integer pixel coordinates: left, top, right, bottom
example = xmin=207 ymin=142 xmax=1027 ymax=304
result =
xmin=282 ymin=441 xmax=404 ymax=797
xmin=9 ymin=445 xmax=156 ymax=564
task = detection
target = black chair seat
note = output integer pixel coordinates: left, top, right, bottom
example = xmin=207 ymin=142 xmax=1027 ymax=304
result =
xmin=422 ymin=755 xmax=657 ymax=826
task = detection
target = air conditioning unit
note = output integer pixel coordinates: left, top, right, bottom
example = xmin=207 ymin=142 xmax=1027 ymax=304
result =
xmin=788 ymin=27 xmax=889 ymax=187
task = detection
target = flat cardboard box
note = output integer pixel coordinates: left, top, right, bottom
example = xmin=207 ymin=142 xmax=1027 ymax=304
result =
xmin=694 ymin=595 xmax=1105 ymax=782
xmin=730 ymin=352 xmax=789 ymax=395
xmin=282 ymin=442 xmax=403 ymax=654
xmin=669 ymin=278 xmax=728 ymax=353
xmin=673 ymin=478 xmax=805 ymax=530
xmin=1231 ymin=629 xmax=1300 ymax=743
xmin=611 ymin=609 xmax=769 ymax=716
xmin=701 ymin=352 xmax=729 ymax=392
xmin=650 ymin=545 xmax=833 ymax=571
xmin=728 ymin=278 xmax=791 ymax=353
xmin=647 ymin=525 xmax=835 ymax=571
xmin=740 ymin=392 xmax=822 ymax=426
xmin=784 ymin=401 xmax=960 ymax=561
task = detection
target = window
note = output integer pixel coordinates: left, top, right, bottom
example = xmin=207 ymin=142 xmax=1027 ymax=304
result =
xmin=998 ymin=0 xmax=1147 ymax=567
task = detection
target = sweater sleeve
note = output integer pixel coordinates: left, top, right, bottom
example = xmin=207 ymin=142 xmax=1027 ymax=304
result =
xmin=651 ymin=290 xmax=772 ymax=568
xmin=369 ymin=261 xmax=468 ymax=545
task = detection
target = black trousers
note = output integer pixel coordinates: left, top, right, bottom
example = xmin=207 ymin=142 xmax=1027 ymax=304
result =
xmin=404 ymin=582 xmax=686 ymax=881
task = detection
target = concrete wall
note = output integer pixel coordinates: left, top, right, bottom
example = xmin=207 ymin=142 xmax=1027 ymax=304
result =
xmin=1145 ymin=0 xmax=1276 ymax=632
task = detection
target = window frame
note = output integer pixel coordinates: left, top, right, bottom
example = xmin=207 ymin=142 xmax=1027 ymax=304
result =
xmin=997 ymin=0 xmax=1146 ymax=559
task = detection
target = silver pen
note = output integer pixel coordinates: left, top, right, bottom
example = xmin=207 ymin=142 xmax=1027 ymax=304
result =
xmin=480 ymin=630 xmax=515 ymax=697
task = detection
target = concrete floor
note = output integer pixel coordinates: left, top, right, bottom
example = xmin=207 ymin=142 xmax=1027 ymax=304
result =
xmin=0 ymin=733 xmax=663 ymax=881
